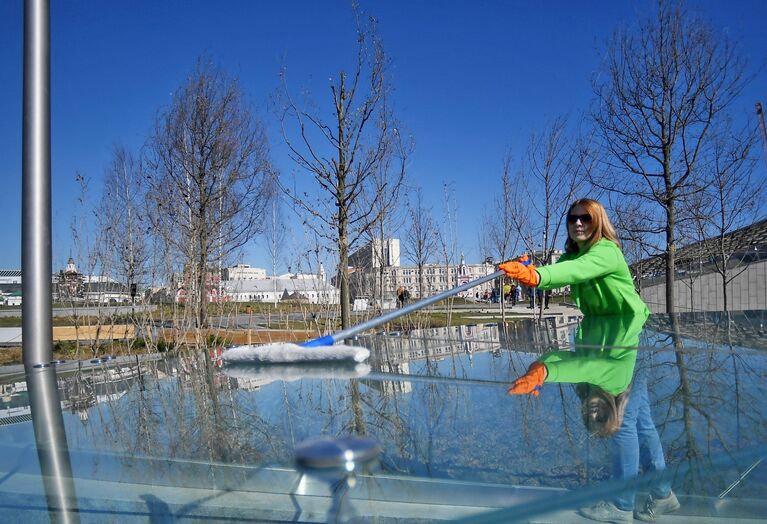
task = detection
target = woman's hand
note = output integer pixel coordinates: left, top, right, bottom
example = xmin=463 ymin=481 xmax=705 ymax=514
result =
xmin=498 ymin=258 xmax=539 ymax=287
xmin=508 ymin=362 xmax=547 ymax=396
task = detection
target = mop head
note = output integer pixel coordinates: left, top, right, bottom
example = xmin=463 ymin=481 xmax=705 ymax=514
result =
xmin=222 ymin=362 xmax=371 ymax=382
xmin=221 ymin=342 xmax=370 ymax=364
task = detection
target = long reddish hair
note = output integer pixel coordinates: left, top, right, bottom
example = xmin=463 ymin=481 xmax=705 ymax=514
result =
xmin=565 ymin=198 xmax=621 ymax=254
xmin=577 ymin=383 xmax=633 ymax=437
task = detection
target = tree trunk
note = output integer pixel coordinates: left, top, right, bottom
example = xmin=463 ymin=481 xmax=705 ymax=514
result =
xmin=665 ymin=198 xmax=676 ymax=314
xmin=339 ymin=226 xmax=350 ymax=329
xmin=337 ymin=74 xmax=350 ymax=330
xmin=197 ymin=252 xmax=208 ymax=329
xmin=378 ymin=226 xmax=386 ymax=311
xmin=418 ymin=264 xmax=424 ymax=299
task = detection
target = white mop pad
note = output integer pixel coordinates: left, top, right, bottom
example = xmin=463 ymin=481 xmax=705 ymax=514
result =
xmin=222 ymin=362 xmax=371 ymax=382
xmin=221 ymin=342 xmax=370 ymax=364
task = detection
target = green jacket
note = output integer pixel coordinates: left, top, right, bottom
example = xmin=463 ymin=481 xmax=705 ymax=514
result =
xmin=536 ymin=239 xmax=649 ymax=317
xmin=540 ymin=312 xmax=648 ymax=395
xmin=540 ymin=349 xmax=637 ymax=395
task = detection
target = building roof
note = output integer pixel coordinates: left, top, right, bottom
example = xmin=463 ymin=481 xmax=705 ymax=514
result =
xmin=631 ymin=217 xmax=767 ymax=275
xmin=224 ymin=276 xmax=337 ymax=294
xmin=83 ymin=281 xmax=130 ymax=294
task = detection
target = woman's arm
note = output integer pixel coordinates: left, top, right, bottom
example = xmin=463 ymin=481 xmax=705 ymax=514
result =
xmin=537 ymin=241 xmax=623 ymax=289
xmin=540 ymin=349 xmax=636 ymax=393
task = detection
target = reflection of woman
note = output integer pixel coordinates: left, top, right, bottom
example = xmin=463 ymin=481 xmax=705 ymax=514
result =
xmin=499 ymin=198 xmax=648 ymax=317
xmin=507 ymin=314 xmax=645 ymax=400
xmin=509 ymin=313 xmax=679 ymax=523
xmin=580 ymin=351 xmax=679 ymax=523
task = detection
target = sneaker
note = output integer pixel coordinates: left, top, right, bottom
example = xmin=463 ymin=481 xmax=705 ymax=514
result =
xmin=578 ymin=501 xmax=633 ymax=523
xmin=635 ymin=491 xmax=680 ymax=522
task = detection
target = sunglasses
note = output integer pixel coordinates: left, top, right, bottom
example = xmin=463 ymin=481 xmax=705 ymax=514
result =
xmin=567 ymin=213 xmax=593 ymax=224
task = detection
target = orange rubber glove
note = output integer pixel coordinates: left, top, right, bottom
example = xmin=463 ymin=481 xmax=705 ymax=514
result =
xmin=508 ymin=361 xmax=547 ymax=396
xmin=498 ymin=256 xmax=539 ymax=287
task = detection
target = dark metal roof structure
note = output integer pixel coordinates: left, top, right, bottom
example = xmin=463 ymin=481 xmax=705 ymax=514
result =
xmin=631 ymin=217 xmax=767 ymax=275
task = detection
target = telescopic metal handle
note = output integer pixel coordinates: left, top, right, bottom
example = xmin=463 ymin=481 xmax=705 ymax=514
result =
xmin=303 ymin=269 xmax=504 ymax=347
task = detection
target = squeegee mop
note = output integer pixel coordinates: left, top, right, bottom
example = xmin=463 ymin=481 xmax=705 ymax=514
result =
xmin=221 ymin=269 xmax=505 ymax=364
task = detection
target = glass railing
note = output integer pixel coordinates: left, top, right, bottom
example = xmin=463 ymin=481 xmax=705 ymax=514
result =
xmin=0 ymin=311 xmax=764 ymax=522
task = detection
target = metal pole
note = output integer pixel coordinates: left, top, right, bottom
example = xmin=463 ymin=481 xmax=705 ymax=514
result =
xmin=303 ymin=269 xmax=505 ymax=346
xmin=27 ymin=368 xmax=79 ymax=521
xmin=22 ymin=0 xmax=53 ymax=369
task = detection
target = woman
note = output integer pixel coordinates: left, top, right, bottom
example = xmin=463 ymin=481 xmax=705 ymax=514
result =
xmin=499 ymin=198 xmax=648 ymax=317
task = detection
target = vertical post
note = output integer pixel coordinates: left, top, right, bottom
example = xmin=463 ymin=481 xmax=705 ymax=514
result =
xmin=22 ymin=0 xmax=52 ymax=369
xmin=23 ymin=11 xmax=79 ymax=517
xmin=27 ymin=368 xmax=79 ymax=521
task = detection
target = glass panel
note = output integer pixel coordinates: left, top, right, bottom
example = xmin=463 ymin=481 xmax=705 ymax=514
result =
xmin=0 ymin=312 xmax=764 ymax=521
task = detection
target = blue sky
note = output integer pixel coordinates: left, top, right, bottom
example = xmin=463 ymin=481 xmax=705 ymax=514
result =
xmin=1 ymin=1 xmax=766 ymax=273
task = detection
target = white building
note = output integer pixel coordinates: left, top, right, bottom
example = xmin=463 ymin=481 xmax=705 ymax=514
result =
xmin=83 ymin=276 xmax=132 ymax=304
xmin=0 ymin=294 xmax=21 ymax=306
xmin=0 ymin=270 xmax=22 ymax=285
xmin=0 ymin=270 xmax=22 ymax=306
xmin=348 ymin=239 xmax=567 ymax=302
xmin=222 ymin=265 xmax=339 ymax=304
xmin=222 ymin=264 xmax=267 ymax=281
xmin=388 ymin=255 xmax=498 ymax=299
xmin=2 ymin=266 xmax=135 ymax=305
xmin=348 ymin=238 xmax=401 ymax=269
xmin=348 ymin=238 xmax=500 ymax=302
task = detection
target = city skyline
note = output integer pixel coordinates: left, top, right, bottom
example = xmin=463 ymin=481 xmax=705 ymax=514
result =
xmin=1 ymin=1 xmax=766 ymax=273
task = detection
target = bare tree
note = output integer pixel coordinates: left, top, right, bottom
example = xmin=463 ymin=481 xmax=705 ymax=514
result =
xmin=611 ymin=199 xmax=663 ymax=292
xmin=591 ymin=0 xmax=750 ymax=313
xmin=146 ymin=60 xmax=273 ymax=329
xmin=480 ymin=159 xmax=522 ymax=317
xmin=481 ymin=153 xmax=519 ymax=265
xmin=435 ymin=183 xmax=459 ymax=321
xmin=506 ymin=117 xmax=583 ymax=315
xmin=511 ymin=118 xmax=582 ymax=265
xmin=403 ymin=188 xmax=437 ymax=299
xmin=97 ymin=146 xmax=150 ymax=313
xmin=262 ymin=196 xmax=288 ymax=306
xmin=686 ymin=117 xmax=763 ymax=311
xmin=277 ymin=6 xmax=407 ymax=328
xmin=363 ymin=129 xmax=410 ymax=309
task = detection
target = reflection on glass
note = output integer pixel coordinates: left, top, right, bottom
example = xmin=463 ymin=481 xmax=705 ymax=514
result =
xmin=509 ymin=313 xmax=679 ymax=521
xmin=600 ymin=348 xmax=679 ymax=522
xmin=27 ymin=367 xmax=79 ymax=523
xmin=0 ymin=313 xmax=764 ymax=521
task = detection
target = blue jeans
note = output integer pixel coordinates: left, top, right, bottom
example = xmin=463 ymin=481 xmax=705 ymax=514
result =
xmin=611 ymin=354 xmax=671 ymax=511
